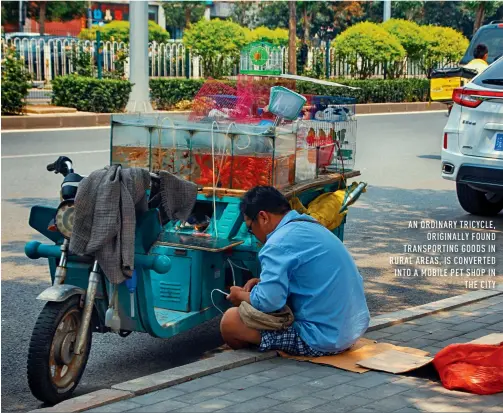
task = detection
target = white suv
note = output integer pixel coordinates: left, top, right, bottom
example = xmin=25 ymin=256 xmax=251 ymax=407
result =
xmin=442 ymin=56 xmax=503 ymax=216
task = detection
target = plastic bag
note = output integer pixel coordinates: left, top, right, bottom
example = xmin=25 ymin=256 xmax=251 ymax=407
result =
xmin=433 ymin=343 xmax=503 ymax=395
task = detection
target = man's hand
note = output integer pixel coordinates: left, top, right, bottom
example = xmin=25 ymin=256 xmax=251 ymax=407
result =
xmin=243 ymin=278 xmax=260 ymax=292
xmin=227 ymin=286 xmax=250 ymax=307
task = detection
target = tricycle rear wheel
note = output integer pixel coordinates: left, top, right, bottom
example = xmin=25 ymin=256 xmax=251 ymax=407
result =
xmin=27 ymin=296 xmax=92 ymax=405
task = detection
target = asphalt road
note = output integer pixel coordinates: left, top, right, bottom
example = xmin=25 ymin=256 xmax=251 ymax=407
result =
xmin=2 ymin=112 xmax=502 ymax=411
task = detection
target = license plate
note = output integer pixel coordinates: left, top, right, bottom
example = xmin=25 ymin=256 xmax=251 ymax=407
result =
xmin=495 ymin=133 xmax=503 ymax=151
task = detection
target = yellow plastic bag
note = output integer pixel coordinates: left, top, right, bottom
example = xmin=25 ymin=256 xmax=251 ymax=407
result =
xmin=290 ymin=182 xmax=364 ymax=230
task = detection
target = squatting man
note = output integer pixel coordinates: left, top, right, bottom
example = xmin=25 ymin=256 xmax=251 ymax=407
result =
xmin=220 ymin=186 xmax=370 ymax=357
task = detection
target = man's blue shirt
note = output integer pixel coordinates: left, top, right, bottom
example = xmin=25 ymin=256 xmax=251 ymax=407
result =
xmin=250 ymin=210 xmax=370 ymax=353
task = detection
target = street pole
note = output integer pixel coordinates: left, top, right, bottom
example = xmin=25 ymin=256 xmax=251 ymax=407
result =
xmin=96 ymin=30 xmax=103 ymax=80
xmin=19 ymin=0 xmax=24 ymax=32
xmin=383 ymin=0 xmax=391 ymax=22
xmin=87 ymin=1 xmax=92 ymax=29
xmin=383 ymin=0 xmax=391 ymax=79
xmin=126 ymin=0 xmax=153 ymax=113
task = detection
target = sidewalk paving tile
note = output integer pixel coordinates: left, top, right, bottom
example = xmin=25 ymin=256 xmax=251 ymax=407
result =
xmin=356 ymin=382 xmax=410 ymax=400
xmin=314 ymin=395 xmax=374 ymax=412
xmin=363 ymin=330 xmax=393 ymax=340
xmin=85 ymin=401 xmax=140 ymax=413
xmin=458 ymin=328 xmax=499 ymax=339
xmin=375 ymin=324 xmax=415 ymax=335
xmin=401 ymin=337 xmax=439 ymax=349
xmin=351 ymin=371 xmax=402 ymax=388
xmin=414 ymin=321 xmax=455 ymax=333
xmin=217 ymin=373 xmax=271 ymax=390
xmin=216 ymin=397 xmax=283 ymax=413
xmin=129 ymin=388 xmax=186 ymax=405
xmin=218 ymin=385 xmax=276 ymax=402
xmin=389 ymin=329 xmax=429 ymax=342
xmin=303 ymin=373 xmax=356 ymax=389
xmin=128 ymin=399 xmax=188 ymax=413
xmin=423 ymin=328 xmax=463 ymax=342
xmin=449 ymin=321 xmax=491 ymax=333
xmin=170 ymin=387 xmax=233 ymax=404
xmin=475 ymin=312 xmax=503 ymax=324
xmin=250 ymin=373 xmax=312 ymax=390
xmin=487 ymin=321 xmax=503 ymax=330
xmin=297 ymin=365 xmax=345 ymax=379
xmin=171 ymin=376 xmax=225 ymax=393
xmin=314 ymin=383 xmax=368 ymax=401
xmin=273 ymin=395 xmax=331 ymax=412
xmin=435 ymin=336 xmax=472 ymax=347
xmin=173 ymin=397 xmax=235 ymax=412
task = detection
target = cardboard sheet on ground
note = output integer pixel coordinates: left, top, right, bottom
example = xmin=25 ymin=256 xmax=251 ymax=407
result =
xmin=356 ymin=349 xmax=434 ymax=374
xmin=278 ymin=333 xmax=503 ymax=375
xmin=278 ymin=338 xmax=430 ymax=373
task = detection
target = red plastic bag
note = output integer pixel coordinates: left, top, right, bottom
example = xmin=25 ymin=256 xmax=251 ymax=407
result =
xmin=433 ymin=343 xmax=503 ymax=395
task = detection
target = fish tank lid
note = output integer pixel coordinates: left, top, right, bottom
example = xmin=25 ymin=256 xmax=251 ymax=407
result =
xmin=111 ymin=113 xmax=296 ymax=139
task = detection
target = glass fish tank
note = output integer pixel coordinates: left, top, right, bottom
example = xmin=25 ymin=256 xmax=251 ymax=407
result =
xmin=110 ymin=114 xmax=297 ymax=190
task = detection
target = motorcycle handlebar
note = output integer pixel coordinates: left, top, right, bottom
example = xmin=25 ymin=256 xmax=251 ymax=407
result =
xmin=47 ymin=156 xmax=73 ymax=176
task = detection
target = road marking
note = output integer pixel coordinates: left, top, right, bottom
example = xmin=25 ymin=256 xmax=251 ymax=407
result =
xmin=2 ymin=126 xmax=109 ymax=134
xmin=357 ymin=110 xmax=447 ymax=117
xmin=2 ymin=149 xmax=110 ymax=159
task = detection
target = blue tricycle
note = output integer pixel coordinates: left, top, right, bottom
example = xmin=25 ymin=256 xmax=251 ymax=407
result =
xmin=25 ymin=109 xmax=362 ymax=404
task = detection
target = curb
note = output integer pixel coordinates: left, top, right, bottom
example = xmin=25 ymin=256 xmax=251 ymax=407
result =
xmin=2 ymin=102 xmax=446 ymax=131
xmin=28 ymin=285 xmax=502 ymax=413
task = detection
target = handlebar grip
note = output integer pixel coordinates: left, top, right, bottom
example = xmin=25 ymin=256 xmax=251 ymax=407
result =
xmin=47 ymin=162 xmax=56 ymax=172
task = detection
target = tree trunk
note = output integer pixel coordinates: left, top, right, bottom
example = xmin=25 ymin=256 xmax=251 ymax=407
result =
xmin=39 ymin=2 xmax=46 ymax=35
xmin=288 ymin=1 xmax=297 ymax=75
xmin=185 ymin=7 xmax=191 ymax=28
xmin=302 ymin=5 xmax=310 ymax=45
xmin=473 ymin=3 xmax=485 ymax=35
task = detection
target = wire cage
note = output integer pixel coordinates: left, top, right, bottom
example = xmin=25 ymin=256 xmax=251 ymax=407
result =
xmin=295 ymin=94 xmax=357 ymax=180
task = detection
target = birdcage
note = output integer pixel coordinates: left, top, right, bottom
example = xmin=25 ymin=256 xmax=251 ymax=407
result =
xmin=239 ymin=41 xmax=282 ymax=76
xmin=295 ymin=95 xmax=357 ymax=181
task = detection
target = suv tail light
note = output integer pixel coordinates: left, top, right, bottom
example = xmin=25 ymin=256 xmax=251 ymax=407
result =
xmin=452 ymin=87 xmax=503 ymax=108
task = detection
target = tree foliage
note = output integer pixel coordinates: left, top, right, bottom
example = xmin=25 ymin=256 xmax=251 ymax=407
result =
xmin=162 ymin=1 xmax=206 ymax=29
xmin=183 ymin=19 xmax=247 ymax=78
xmin=333 ymin=22 xmax=405 ymax=79
xmin=382 ymin=19 xmax=426 ymax=61
xmin=1 ymin=46 xmax=32 ymax=115
xmin=243 ymin=26 xmax=289 ymax=46
xmin=420 ymin=26 xmax=469 ymax=73
xmin=79 ymin=20 xmax=170 ymax=43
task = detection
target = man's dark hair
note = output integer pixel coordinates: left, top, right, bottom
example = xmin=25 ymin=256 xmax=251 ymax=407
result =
xmin=240 ymin=186 xmax=291 ymax=219
xmin=474 ymin=44 xmax=488 ymax=59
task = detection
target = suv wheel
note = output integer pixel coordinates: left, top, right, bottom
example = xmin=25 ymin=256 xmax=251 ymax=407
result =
xmin=456 ymin=183 xmax=503 ymax=216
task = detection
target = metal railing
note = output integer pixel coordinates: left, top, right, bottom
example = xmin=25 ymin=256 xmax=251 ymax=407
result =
xmin=2 ymin=37 xmax=453 ymax=83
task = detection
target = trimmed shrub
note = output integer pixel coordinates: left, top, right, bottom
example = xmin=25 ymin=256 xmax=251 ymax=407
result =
xmin=51 ymin=75 xmax=132 ymax=113
xmin=1 ymin=46 xmax=32 ymax=115
xmin=420 ymin=26 xmax=469 ymax=73
xmin=333 ymin=22 xmax=406 ymax=79
xmin=381 ymin=19 xmax=427 ymax=61
xmin=183 ymin=19 xmax=247 ymax=78
xmin=150 ymin=78 xmax=205 ymax=110
xmin=79 ymin=20 xmax=170 ymax=43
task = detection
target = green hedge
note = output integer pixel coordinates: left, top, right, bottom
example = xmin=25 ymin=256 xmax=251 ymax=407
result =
xmin=297 ymin=78 xmax=430 ymax=103
xmin=52 ymin=75 xmax=132 ymax=113
xmin=149 ymin=78 xmax=429 ymax=110
xmin=51 ymin=76 xmax=430 ymax=113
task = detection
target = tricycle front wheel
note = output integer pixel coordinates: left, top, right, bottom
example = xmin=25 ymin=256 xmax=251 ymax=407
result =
xmin=27 ymin=296 xmax=92 ymax=405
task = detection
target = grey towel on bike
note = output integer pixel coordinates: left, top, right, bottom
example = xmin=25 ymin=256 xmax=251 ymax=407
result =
xmin=238 ymin=301 xmax=294 ymax=331
xmin=69 ymin=165 xmax=151 ymax=284
xmin=159 ymin=170 xmax=197 ymax=221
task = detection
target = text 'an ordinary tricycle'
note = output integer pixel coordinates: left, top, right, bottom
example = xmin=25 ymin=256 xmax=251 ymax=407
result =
xmin=25 ymin=79 xmax=366 ymax=404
